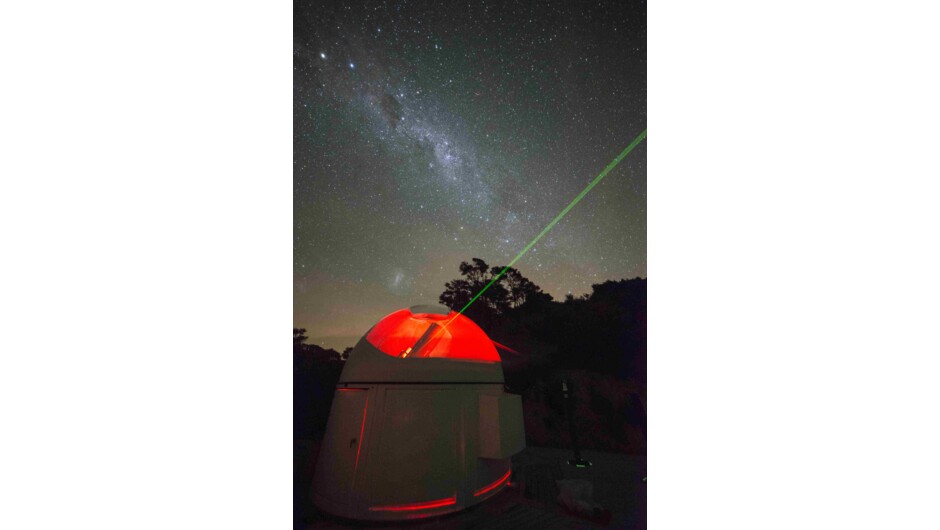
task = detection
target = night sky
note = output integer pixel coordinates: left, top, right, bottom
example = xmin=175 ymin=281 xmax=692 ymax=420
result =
xmin=294 ymin=0 xmax=646 ymax=350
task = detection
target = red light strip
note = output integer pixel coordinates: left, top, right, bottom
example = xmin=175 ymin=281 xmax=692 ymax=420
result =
xmin=491 ymin=340 xmax=521 ymax=355
xmin=353 ymin=397 xmax=368 ymax=476
xmin=368 ymin=496 xmax=457 ymax=512
xmin=473 ymin=469 xmax=512 ymax=497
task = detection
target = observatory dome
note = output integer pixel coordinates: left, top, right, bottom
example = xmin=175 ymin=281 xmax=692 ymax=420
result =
xmin=339 ymin=305 xmax=503 ymax=384
xmin=364 ymin=305 xmax=500 ymax=362
xmin=313 ymin=304 xmax=525 ymax=521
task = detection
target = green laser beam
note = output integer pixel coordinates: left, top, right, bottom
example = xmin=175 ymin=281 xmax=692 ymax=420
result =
xmin=454 ymin=128 xmax=648 ymax=320
xmin=405 ymin=129 xmax=647 ymax=357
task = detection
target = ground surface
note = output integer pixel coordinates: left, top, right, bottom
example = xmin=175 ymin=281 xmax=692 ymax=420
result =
xmin=295 ymin=444 xmax=646 ymax=529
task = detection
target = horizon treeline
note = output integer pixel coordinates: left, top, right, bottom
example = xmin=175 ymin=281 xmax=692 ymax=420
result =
xmin=295 ymin=257 xmax=645 ymax=382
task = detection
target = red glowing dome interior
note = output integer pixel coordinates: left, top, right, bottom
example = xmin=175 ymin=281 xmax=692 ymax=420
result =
xmin=365 ymin=308 xmax=501 ymax=362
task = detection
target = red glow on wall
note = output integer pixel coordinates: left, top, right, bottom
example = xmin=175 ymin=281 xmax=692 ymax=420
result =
xmin=365 ymin=308 xmax=500 ymax=362
xmin=368 ymin=496 xmax=457 ymax=512
xmin=473 ymin=469 xmax=511 ymax=497
xmin=336 ymin=388 xmax=367 ymax=392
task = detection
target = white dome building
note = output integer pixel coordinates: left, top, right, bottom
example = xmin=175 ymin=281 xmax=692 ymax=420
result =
xmin=311 ymin=304 xmax=526 ymax=521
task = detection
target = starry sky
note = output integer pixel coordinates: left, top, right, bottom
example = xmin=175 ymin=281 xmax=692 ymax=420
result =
xmin=294 ymin=0 xmax=646 ymax=350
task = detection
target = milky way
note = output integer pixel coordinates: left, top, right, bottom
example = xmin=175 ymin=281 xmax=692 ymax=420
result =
xmin=295 ymin=0 xmax=646 ymax=349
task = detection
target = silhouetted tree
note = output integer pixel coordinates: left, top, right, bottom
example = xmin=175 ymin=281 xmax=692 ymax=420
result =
xmin=491 ymin=266 xmax=548 ymax=308
xmin=459 ymin=258 xmax=490 ymax=283
xmin=293 ymin=333 xmax=345 ymax=440
xmin=439 ymin=277 xmax=473 ymax=311
xmin=293 ymin=327 xmax=344 ymax=362
xmin=294 ymin=328 xmax=309 ymax=354
xmin=439 ymin=258 xmax=510 ymax=327
xmin=439 ymin=258 xmax=552 ymax=317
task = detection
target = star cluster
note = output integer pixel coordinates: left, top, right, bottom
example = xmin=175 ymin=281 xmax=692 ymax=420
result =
xmin=295 ymin=0 xmax=646 ymax=349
